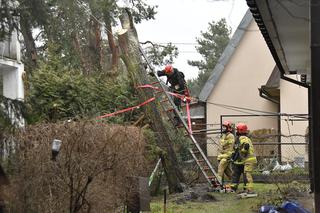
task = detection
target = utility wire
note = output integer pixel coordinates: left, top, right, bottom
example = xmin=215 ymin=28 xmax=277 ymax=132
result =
xmin=204 ymin=100 xmax=308 ymax=123
xmin=159 ymin=79 xmax=307 ymax=121
xmin=284 ymin=116 xmax=305 ymax=156
xmin=77 ymin=0 xmax=309 ymax=125
xmin=76 ymin=0 xmax=103 ymax=25
xmin=154 ymin=42 xmax=199 ymax=46
xmin=205 ymin=100 xmax=278 ymax=115
xmin=158 ymin=78 xmax=308 ymax=122
xmin=76 ymin=0 xmax=116 ymax=38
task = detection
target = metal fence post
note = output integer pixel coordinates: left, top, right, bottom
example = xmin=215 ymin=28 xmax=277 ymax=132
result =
xmin=163 ymin=189 xmax=167 ymax=213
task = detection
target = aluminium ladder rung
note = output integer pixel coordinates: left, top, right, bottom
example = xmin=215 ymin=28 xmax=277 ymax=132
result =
xmin=203 ymin=166 xmax=209 ymax=171
xmin=207 ymin=176 xmax=218 ymax=180
xmin=191 ymin=150 xmax=200 ymax=154
xmin=139 ymin=45 xmax=222 ymax=187
xmin=160 ymin=98 xmax=169 ymax=103
xmin=166 ymin=108 xmax=174 ymax=112
xmin=189 ymin=148 xmax=214 ymax=187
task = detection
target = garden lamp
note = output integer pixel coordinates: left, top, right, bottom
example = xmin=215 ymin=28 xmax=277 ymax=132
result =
xmin=51 ymin=139 xmax=62 ymax=161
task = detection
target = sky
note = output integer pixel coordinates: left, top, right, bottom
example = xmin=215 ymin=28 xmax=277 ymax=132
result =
xmin=134 ymin=0 xmax=249 ymax=80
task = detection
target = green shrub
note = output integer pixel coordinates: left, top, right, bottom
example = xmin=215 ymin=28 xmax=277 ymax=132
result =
xmin=26 ymin=62 xmax=140 ymax=123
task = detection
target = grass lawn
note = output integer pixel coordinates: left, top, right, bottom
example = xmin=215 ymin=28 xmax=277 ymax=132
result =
xmin=150 ymin=183 xmax=278 ymax=213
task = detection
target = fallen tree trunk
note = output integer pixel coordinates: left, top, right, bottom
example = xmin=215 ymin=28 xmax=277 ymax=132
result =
xmin=117 ymin=9 xmax=184 ymax=193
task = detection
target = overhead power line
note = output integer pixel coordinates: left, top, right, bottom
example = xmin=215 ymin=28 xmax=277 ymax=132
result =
xmin=76 ymin=0 xmax=103 ymax=26
xmin=204 ymin=100 xmax=309 ymax=122
xmin=157 ymin=42 xmax=199 ymax=46
xmin=141 ymin=41 xmax=199 ymax=46
xmin=76 ymin=0 xmax=117 ymax=37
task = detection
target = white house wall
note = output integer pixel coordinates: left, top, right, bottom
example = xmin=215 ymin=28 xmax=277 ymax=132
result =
xmin=1 ymin=63 xmax=24 ymax=100
xmin=0 ymin=30 xmax=25 ymax=127
xmin=206 ymin=21 xmax=278 ymax=156
xmin=280 ymin=77 xmax=308 ymax=162
xmin=0 ymin=30 xmax=24 ymax=100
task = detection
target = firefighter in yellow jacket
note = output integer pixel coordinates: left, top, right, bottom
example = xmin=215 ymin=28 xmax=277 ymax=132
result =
xmin=217 ymin=121 xmax=235 ymax=183
xmin=231 ymin=123 xmax=257 ymax=196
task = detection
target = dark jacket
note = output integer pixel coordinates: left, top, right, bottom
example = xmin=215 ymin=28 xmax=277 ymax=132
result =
xmin=157 ymin=68 xmax=186 ymax=93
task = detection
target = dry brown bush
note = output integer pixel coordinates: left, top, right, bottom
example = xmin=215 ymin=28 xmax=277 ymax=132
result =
xmin=5 ymin=121 xmax=149 ymax=213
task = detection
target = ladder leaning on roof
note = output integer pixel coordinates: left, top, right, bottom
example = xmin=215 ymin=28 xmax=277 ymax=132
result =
xmin=138 ymin=46 xmax=222 ymax=188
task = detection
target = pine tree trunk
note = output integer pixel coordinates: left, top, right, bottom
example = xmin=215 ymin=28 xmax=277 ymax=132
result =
xmin=19 ymin=15 xmax=37 ymax=69
xmin=106 ymin=21 xmax=119 ymax=72
xmin=88 ymin=18 xmax=102 ymax=71
xmin=117 ymin=9 xmax=184 ymax=193
xmin=71 ymin=32 xmax=90 ymax=75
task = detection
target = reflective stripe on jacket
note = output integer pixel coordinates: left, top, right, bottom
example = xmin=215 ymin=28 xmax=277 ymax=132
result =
xmin=218 ymin=132 xmax=235 ymax=160
xmin=234 ymin=135 xmax=257 ymax=164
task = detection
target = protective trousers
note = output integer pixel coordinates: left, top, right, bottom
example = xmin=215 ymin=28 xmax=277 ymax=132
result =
xmin=218 ymin=158 xmax=232 ymax=181
xmin=173 ymin=89 xmax=184 ymax=111
xmin=243 ymin=161 xmax=256 ymax=191
xmin=231 ymin=162 xmax=256 ymax=191
xmin=231 ymin=163 xmax=245 ymax=191
xmin=174 ymin=96 xmax=181 ymax=111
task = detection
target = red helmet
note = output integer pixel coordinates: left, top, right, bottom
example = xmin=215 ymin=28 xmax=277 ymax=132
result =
xmin=223 ymin=120 xmax=232 ymax=128
xmin=236 ymin=123 xmax=248 ymax=134
xmin=164 ymin=64 xmax=173 ymax=74
xmin=222 ymin=120 xmax=233 ymax=132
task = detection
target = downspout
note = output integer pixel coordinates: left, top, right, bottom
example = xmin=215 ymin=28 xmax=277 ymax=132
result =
xmin=308 ymin=87 xmax=313 ymax=193
xmin=203 ymin=101 xmax=208 ymax=156
xmin=311 ymin=0 xmax=320 ymax=210
xmin=277 ymin=99 xmax=281 ymax=162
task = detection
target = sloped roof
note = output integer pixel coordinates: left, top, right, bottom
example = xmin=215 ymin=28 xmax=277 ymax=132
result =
xmin=198 ymin=10 xmax=253 ymax=102
xmin=264 ymin=66 xmax=280 ymax=88
xmin=259 ymin=66 xmax=280 ymax=103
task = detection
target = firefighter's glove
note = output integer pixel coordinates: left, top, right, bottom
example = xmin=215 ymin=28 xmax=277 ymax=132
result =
xmin=183 ymin=97 xmax=187 ymax=103
xmin=183 ymin=92 xmax=191 ymax=103
xmin=231 ymin=151 xmax=239 ymax=162
xmin=182 ymin=97 xmax=190 ymax=103
xmin=230 ymin=156 xmax=234 ymax=162
xmin=244 ymin=143 xmax=250 ymax=151
xmin=241 ymin=144 xmax=249 ymax=157
xmin=157 ymin=70 xmax=165 ymax=77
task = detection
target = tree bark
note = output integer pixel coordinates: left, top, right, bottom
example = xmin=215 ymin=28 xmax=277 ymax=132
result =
xmin=117 ymin=9 xmax=184 ymax=193
xmin=71 ymin=31 xmax=90 ymax=75
xmin=88 ymin=17 xmax=102 ymax=72
xmin=105 ymin=21 xmax=119 ymax=73
xmin=19 ymin=15 xmax=37 ymax=69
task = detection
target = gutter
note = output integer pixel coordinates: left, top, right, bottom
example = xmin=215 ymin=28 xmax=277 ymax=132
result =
xmin=246 ymin=0 xmax=310 ymax=89
xmin=258 ymin=88 xmax=279 ymax=104
xmin=280 ymin=74 xmax=309 ymax=88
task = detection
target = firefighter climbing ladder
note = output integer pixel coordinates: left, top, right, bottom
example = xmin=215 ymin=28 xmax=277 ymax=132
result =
xmin=138 ymin=46 xmax=222 ymax=188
